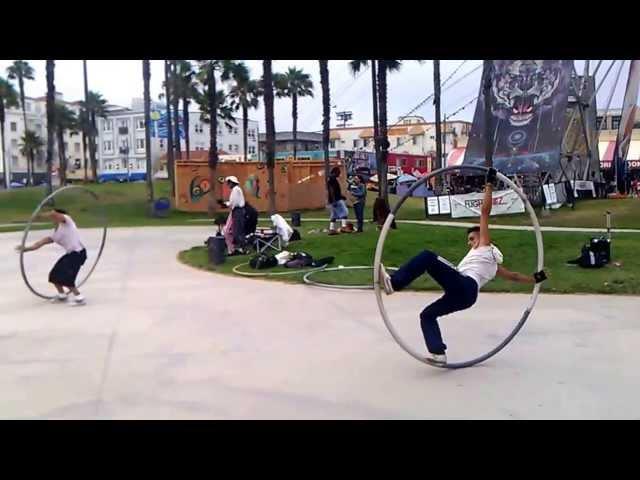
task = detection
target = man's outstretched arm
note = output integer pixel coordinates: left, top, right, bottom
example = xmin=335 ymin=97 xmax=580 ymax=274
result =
xmin=496 ymin=266 xmax=547 ymax=284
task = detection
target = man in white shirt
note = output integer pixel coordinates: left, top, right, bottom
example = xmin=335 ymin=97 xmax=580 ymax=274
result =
xmin=220 ymin=176 xmax=246 ymax=255
xmin=16 ymin=208 xmax=87 ymax=305
xmin=379 ymin=168 xmax=546 ymax=365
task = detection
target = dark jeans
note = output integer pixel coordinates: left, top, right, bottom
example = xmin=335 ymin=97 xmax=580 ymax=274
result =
xmin=353 ymin=201 xmax=365 ymax=231
xmin=231 ymin=207 xmax=246 ymax=249
xmin=390 ymin=249 xmax=478 ymax=355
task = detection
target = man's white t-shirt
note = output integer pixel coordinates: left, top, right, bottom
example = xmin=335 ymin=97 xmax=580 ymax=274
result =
xmin=457 ymin=244 xmax=504 ymax=289
xmin=51 ymin=215 xmax=84 ymax=253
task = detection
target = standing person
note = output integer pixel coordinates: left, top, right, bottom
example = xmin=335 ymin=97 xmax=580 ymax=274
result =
xmin=16 ymin=208 xmax=87 ymax=306
xmin=327 ymin=166 xmax=352 ymax=235
xmin=220 ymin=176 xmax=246 ymax=255
xmin=378 ymin=169 xmax=546 ymax=365
xmin=349 ymin=175 xmax=367 ymax=233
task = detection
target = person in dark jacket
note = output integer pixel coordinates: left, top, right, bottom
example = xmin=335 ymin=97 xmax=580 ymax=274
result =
xmin=327 ymin=167 xmax=352 ymax=235
xmin=349 ymin=175 xmax=367 ymax=233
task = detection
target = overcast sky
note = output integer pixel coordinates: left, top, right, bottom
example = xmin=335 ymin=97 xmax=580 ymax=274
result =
xmin=0 ymin=60 xmax=629 ymax=133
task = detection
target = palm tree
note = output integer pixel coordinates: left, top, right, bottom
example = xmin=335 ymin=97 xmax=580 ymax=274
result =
xmin=0 ymin=77 xmax=19 ymax=189
xmin=349 ymin=59 xmax=380 ymax=182
xmin=223 ymin=61 xmax=261 ymax=162
xmin=81 ymin=91 xmax=108 ymax=182
xmin=45 ymin=60 xmax=55 ymax=195
xmin=143 ymin=60 xmax=154 ymax=206
xmin=163 ymin=60 xmax=175 ymax=197
xmin=54 ymin=103 xmax=78 ymax=186
xmin=196 ymin=60 xmax=222 ymax=217
xmin=262 ymin=60 xmax=276 ymax=215
xmin=171 ymin=61 xmax=181 ymax=160
xmin=375 ymin=60 xmax=402 ymax=203
xmin=82 ymin=60 xmax=89 ymax=182
xmin=19 ymin=130 xmax=44 ymax=184
xmin=318 ymin=60 xmax=331 ymax=186
xmin=175 ymin=60 xmax=198 ymax=160
xmin=273 ymin=67 xmax=314 ymax=162
xmin=7 ymin=60 xmax=35 ymax=150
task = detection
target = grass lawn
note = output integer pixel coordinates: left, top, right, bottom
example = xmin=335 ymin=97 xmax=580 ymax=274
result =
xmin=1 ymin=181 xmax=638 ymax=232
xmin=178 ymin=222 xmax=640 ymax=295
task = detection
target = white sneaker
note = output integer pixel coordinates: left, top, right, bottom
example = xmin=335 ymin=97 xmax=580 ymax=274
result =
xmin=379 ymin=264 xmax=394 ymax=295
xmin=69 ymin=296 xmax=86 ymax=306
xmin=427 ymin=353 xmax=447 ymax=366
xmin=50 ymin=294 xmax=68 ymax=304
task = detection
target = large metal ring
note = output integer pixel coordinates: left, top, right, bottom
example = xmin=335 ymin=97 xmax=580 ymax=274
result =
xmin=19 ymin=185 xmax=108 ymax=300
xmin=373 ymin=165 xmax=544 ymax=369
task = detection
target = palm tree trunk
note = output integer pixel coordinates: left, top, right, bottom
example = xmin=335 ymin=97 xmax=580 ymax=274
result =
xmin=263 ymin=60 xmax=277 ymax=215
xmin=164 ymin=60 xmax=175 ymax=198
xmin=45 ymin=60 xmax=55 ymax=196
xmin=171 ymin=61 xmax=181 ymax=161
xmin=319 ymin=60 xmax=331 ymax=189
xmin=377 ymin=61 xmax=389 ymax=203
xmin=82 ymin=60 xmax=95 ymax=182
xmin=242 ymin=104 xmax=248 ymax=162
xmin=292 ymin=92 xmax=298 ymax=162
xmin=0 ymin=112 xmax=7 ymax=189
xmin=18 ymin=75 xmax=30 ymax=184
xmin=143 ymin=60 xmax=155 ymax=207
xmin=81 ymin=131 xmax=88 ymax=182
xmin=90 ymin=111 xmax=98 ymax=181
xmin=57 ymin=129 xmax=66 ymax=185
xmin=433 ymin=60 xmax=443 ymax=170
xmin=183 ymin=97 xmax=190 ymax=160
xmin=371 ymin=59 xmax=380 ymax=157
xmin=207 ymin=62 xmax=219 ymax=217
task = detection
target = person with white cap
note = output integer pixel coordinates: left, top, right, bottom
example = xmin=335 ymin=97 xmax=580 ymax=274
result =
xmin=220 ymin=176 xmax=246 ymax=255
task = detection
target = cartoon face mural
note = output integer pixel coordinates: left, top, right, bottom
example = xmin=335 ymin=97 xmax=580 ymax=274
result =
xmin=189 ymin=176 xmax=211 ymax=202
xmin=492 ymin=60 xmax=563 ymax=127
xmin=245 ymin=174 xmax=261 ymax=198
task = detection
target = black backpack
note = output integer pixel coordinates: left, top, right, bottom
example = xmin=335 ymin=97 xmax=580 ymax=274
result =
xmin=249 ymin=253 xmax=278 ymax=270
xmin=285 ymin=251 xmax=314 ymax=268
xmin=243 ymin=202 xmax=258 ymax=235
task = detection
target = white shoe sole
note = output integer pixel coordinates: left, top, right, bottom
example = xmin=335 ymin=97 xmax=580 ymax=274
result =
xmin=69 ymin=300 xmax=86 ymax=307
xmin=379 ymin=264 xmax=394 ymax=295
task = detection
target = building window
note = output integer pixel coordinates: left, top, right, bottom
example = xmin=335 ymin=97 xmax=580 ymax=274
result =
xmin=74 ymin=159 xmax=81 ymax=169
xmin=137 ymin=118 xmax=145 ymax=130
xmin=11 ymin=139 xmax=18 ymax=149
xmin=74 ymin=143 xmax=81 ymax=153
xmin=159 ymin=139 xmax=165 ymax=149
xmin=104 ymin=120 xmax=113 ymax=132
xmin=136 ymin=138 xmax=145 ymax=150
xmin=330 ymin=140 xmax=336 ymax=149
xmin=248 ymin=146 xmax=256 ymax=154
xmin=195 ymin=123 xmax=203 ymax=134
xmin=35 ymin=124 xmax=42 ymax=133
xmin=611 ymin=115 xmax=621 ymax=130
xmin=227 ymin=127 xmax=233 ymax=134
xmin=103 ymin=140 xmax=113 ymax=153
xmin=233 ymin=127 xmax=238 ymax=135
xmin=248 ymin=129 xmax=256 ymax=139
xmin=218 ymin=128 xmax=223 ymax=135
xmin=412 ymin=136 xmax=417 ymax=145
xmin=25 ymin=102 xmax=31 ymax=112
xmin=11 ymin=155 xmax=18 ymax=168
xmin=118 ymin=119 xmax=129 ymax=128
xmin=35 ymin=104 xmax=42 ymax=114
xmin=363 ymin=138 xmax=370 ymax=147
xmin=353 ymin=139 xmax=358 ymax=148
xmin=64 ymin=142 xmax=68 ymax=152
xmin=10 ymin=122 xmax=17 ymax=132
xmin=228 ymin=144 xmax=233 ymax=151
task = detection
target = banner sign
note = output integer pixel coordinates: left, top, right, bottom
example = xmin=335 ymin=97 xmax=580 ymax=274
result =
xmin=464 ymin=60 xmax=572 ymax=174
xmin=450 ymin=190 xmax=525 ymax=218
xmin=427 ymin=197 xmax=439 ymax=215
xmin=613 ymin=60 xmax=640 ymax=191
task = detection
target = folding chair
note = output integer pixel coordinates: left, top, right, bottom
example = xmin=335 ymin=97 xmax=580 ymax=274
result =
xmin=248 ymin=228 xmax=282 ymax=254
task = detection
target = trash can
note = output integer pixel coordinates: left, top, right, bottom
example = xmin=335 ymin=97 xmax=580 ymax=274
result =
xmin=291 ymin=211 xmax=301 ymax=227
xmin=153 ymin=197 xmax=171 ymax=218
xmin=207 ymin=235 xmax=226 ymax=265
